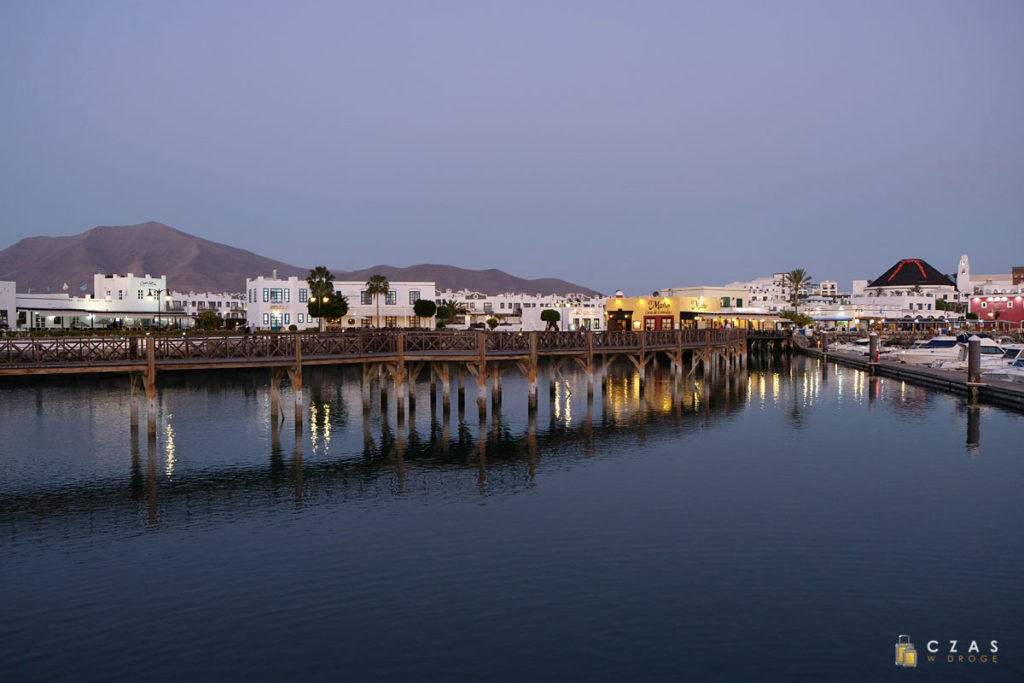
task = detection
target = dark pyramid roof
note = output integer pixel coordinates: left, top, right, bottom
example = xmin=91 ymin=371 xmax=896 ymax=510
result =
xmin=868 ymin=259 xmax=956 ymax=288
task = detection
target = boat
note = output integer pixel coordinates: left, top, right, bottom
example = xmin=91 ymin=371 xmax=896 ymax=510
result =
xmin=984 ymin=357 xmax=1024 ymax=383
xmin=898 ymin=336 xmax=961 ymax=364
xmin=931 ymin=339 xmax=1009 ymax=370
xmin=830 ymin=338 xmax=897 ymax=357
xmin=981 ymin=345 xmax=1024 ymax=379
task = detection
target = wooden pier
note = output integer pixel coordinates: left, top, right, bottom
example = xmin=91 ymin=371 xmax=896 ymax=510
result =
xmin=0 ymin=329 xmax=749 ymax=426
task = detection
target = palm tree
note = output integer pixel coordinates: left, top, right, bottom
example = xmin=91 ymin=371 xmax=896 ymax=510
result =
xmin=307 ymin=266 xmax=335 ymax=332
xmin=365 ymin=274 xmax=390 ymax=328
xmin=784 ymin=269 xmax=812 ymax=311
xmin=435 ymin=299 xmax=466 ymax=328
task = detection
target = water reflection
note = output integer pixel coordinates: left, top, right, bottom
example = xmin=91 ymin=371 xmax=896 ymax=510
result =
xmin=0 ymin=357 xmax=1015 ymax=536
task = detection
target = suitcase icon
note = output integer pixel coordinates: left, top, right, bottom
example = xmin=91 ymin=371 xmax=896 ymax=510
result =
xmin=895 ymin=635 xmax=917 ymax=667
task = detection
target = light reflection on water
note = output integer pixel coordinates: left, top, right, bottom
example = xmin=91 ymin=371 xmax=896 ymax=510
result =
xmin=1 ymin=356 xmax=1023 ymax=682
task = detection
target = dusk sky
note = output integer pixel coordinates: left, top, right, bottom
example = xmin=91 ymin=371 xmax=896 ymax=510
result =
xmin=1 ymin=1 xmax=1021 ymax=295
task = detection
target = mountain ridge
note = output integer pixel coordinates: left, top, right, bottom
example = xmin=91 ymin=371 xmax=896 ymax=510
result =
xmin=0 ymin=222 xmax=601 ymax=296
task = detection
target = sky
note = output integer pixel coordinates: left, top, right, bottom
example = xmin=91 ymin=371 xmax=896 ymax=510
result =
xmin=1 ymin=1 xmax=1021 ymax=295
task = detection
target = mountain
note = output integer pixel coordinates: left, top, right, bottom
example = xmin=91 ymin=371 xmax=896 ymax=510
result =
xmin=327 ymin=264 xmax=599 ymax=297
xmin=0 ymin=222 xmax=601 ymax=296
xmin=0 ymin=222 xmax=307 ymax=293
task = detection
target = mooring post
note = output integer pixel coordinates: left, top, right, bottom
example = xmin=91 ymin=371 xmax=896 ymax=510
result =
xmin=967 ymin=335 xmax=982 ymax=404
xmin=868 ymin=332 xmax=879 ymax=375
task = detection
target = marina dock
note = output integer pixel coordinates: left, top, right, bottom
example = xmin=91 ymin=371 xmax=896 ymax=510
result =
xmin=801 ymin=346 xmax=1024 ymax=411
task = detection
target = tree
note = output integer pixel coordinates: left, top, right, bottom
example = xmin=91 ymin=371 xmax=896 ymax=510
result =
xmin=486 ymin=317 xmax=499 ymax=330
xmin=413 ymin=299 xmax=437 ymax=328
xmin=780 ymin=309 xmax=814 ymax=328
xmin=365 ymin=274 xmax=390 ymax=328
xmin=435 ymin=299 xmax=466 ymax=328
xmin=540 ymin=309 xmax=561 ymax=331
xmin=197 ymin=310 xmax=222 ymax=331
xmin=307 ymin=266 xmax=335 ymax=332
xmin=320 ymin=292 xmax=349 ymax=326
xmin=784 ymin=269 xmax=813 ymax=311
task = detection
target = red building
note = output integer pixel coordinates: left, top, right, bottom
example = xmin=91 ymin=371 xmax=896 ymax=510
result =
xmin=970 ymin=294 xmax=1024 ymax=328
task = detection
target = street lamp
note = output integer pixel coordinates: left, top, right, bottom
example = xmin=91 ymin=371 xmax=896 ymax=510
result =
xmin=147 ymin=288 xmax=171 ymax=328
xmin=317 ymin=296 xmax=329 ymax=332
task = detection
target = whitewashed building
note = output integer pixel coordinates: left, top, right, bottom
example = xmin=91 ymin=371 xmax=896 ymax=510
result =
xmin=0 ymin=280 xmax=14 ymax=329
xmin=170 ymin=291 xmax=246 ymax=327
xmin=432 ymin=289 xmax=605 ymax=331
xmin=245 ymin=273 xmax=436 ymax=330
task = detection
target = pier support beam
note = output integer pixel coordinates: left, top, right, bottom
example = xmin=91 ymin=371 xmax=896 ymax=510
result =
xmin=286 ymin=336 xmax=303 ymax=426
xmin=144 ymin=335 xmax=157 ymax=435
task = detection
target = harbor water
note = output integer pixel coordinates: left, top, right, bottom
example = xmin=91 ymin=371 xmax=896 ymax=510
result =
xmin=2 ymin=357 xmax=1022 ymax=681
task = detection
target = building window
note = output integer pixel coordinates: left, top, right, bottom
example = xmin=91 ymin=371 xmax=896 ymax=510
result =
xmin=593 ymin=318 xmax=601 ymax=329
xmin=1008 ymin=302 xmax=1014 ymax=308
xmin=385 ymin=316 xmax=398 ymax=327
xmin=299 ymin=288 xmax=308 ymax=303
xmin=263 ymin=288 xmax=269 ymax=303
xmin=409 ymin=290 xmax=420 ymax=304
xmin=284 ymin=313 xmax=290 ymax=325
xmin=360 ymin=318 xmax=372 ymax=328
xmin=263 ymin=313 xmax=270 ymax=325
xmin=269 ymin=288 xmax=286 ymax=304
xmin=386 ymin=290 xmax=397 ymax=306
xmin=360 ymin=290 xmax=372 ymax=305
xmin=298 ymin=313 xmax=304 ymax=323
xmin=981 ymin=302 xmax=987 ymax=308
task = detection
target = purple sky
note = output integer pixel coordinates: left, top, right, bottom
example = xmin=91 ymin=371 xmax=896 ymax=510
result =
xmin=1 ymin=1 xmax=1021 ymax=294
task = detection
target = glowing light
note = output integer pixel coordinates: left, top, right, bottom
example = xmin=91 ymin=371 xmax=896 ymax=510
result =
xmin=164 ymin=416 xmax=176 ymax=477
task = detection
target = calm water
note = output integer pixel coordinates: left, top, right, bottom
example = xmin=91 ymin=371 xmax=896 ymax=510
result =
xmin=2 ymin=357 xmax=1022 ymax=682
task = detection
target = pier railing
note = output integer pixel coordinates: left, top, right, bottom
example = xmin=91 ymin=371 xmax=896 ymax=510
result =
xmin=0 ymin=329 xmax=748 ymax=371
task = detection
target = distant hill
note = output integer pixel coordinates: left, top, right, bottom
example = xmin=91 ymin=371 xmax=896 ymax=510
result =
xmin=0 ymin=222 xmax=600 ymax=296
xmin=327 ymin=264 xmax=599 ymax=297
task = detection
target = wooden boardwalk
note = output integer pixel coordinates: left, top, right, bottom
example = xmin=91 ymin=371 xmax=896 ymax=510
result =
xmin=1 ymin=329 xmax=750 ymax=426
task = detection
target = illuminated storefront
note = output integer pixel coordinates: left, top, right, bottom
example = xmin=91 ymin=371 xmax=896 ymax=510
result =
xmin=605 ymin=293 xmax=782 ymax=331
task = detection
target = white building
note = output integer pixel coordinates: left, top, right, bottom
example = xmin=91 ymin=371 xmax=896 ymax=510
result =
xmin=246 ymin=273 xmax=437 ymax=330
xmin=433 ymin=289 xmax=605 ymax=331
xmin=0 ymin=280 xmax=14 ymax=329
xmin=92 ymin=272 xmax=168 ymax=312
xmin=170 ymin=290 xmax=246 ymax=327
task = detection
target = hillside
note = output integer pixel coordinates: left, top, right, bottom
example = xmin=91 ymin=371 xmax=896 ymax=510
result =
xmin=0 ymin=222 xmax=600 ymax=296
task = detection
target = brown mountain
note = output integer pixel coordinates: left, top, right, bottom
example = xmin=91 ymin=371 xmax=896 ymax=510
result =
xmin=327 ymin=264 xmax=600 ymax=297
xmin=0 ymin=222 xmax=601 ymax=296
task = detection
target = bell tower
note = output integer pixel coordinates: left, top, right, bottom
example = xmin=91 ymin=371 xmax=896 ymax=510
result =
xmin=957 ymin=254 xmax=971 ymax=294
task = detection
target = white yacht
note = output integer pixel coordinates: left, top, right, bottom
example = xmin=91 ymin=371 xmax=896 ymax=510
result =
xmin=898 ymin=336 xmax=961 ymax=365
xmin=984 ymin=357 xmax=1024 ymax=383
xmin=981 ymin=345 xmax=1024 ymax=380
xmin=931 ymin=338 xmax=1008 ymax=370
